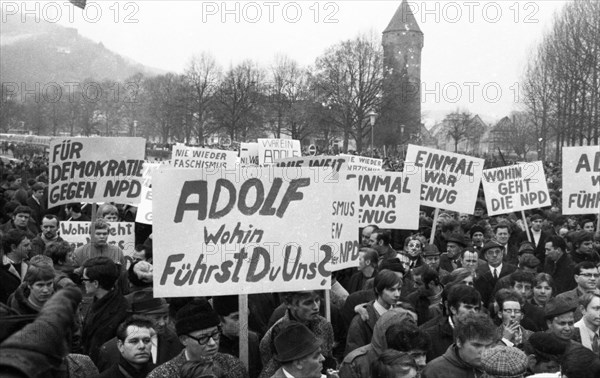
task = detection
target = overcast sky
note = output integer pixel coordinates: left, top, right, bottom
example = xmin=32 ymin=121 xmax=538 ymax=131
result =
xmin=5 ymin=0 xmax=569 ymax=125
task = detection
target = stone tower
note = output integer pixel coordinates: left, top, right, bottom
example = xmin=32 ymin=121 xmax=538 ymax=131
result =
xmin=379 ymin=0 xmax=424 ymax=151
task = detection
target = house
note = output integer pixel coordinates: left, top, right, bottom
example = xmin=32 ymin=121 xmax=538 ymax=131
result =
xmin=429 ymin=114 xmax=491 ymax=155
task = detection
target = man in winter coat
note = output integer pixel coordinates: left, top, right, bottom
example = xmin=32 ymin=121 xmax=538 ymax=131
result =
xmin=421 ymin=313 xmax=497 ymax=378
xmin=339 ymin=307 xmax=418 ymax=378
xmin=81 ymin=256 xmax=129 ymax=364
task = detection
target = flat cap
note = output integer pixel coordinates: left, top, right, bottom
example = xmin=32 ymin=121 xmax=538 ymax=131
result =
xmin=544 ymin=297 xmax=576 ymax=319
xmin=482 ymin=240 xmax=504 ymax=254
xmin=481 ymin=345 xmax=529 ymax=378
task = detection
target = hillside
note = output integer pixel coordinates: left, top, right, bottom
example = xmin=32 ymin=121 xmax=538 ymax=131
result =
xmin=0 ymin=15 xmax=162 ymax=85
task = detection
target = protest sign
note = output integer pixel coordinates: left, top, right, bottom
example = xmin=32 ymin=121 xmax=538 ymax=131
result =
xmin=60 ymin=221 xmax=136 ymax=264
xmin=339 ymin=154 xmax=382 ymax=171
xmin=171 ymin=145 xmax=238 ymax=169
xmin=328 ymin=171 xmax=360 ymax=271
xmin=240 ymin=142 xmax=259 ymax=166
xmin=258 ymin=139 xmax=301 ymax=166
xmin=404 ymin=144 xmax=484 ymax=213
xmin=152 ymin=167 xmax=357 ymax=297
xmin=274 ymin=155 xmax=348 ymax=172
xmin=48 ymin=137 xmax=146 ymax=207
xmin=352 ymin=171 xmax=421 ymax=230
xmin=562 ymin=146 xmax=600 ymax=215
xmin=482 ymin=162 xmax=551 ymax=216
xmin=135 ymin=162 xmax=164 ymax=225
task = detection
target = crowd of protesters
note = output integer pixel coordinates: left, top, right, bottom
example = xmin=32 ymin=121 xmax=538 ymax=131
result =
xmin=1 ymin=143 xmax=599 ymax=378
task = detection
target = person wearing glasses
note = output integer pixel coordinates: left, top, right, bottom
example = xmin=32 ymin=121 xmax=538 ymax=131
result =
xmin=495 ymin=289 xmax=532 ymax=350
xmin=555 ymin=261 xmax=600 ymax=322
xmin=147 ymin=299 xmax=248 ymax=378
xmin=94 ymin=316 xmax=156 ymax=378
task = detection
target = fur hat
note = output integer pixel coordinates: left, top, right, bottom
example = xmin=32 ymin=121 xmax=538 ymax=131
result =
xmin=175 ymin=299 xmax=220 ymax=336
xmin=274 ymin=322 xmax=321 ymax=363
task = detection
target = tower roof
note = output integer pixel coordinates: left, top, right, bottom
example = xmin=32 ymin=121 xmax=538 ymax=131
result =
xmin=384 ymin=0 xmax=422 ymax=34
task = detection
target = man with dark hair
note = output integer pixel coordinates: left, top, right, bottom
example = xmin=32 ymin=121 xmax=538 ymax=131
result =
xmin=495 ymin=289 xmax=532 ymax=349
xmin=369 ymin=229 xmax=397 ymax=265
xmin=421 ymin=284 xmax=481 ymax=361
xmin=148 ymin=299 xmax=248 ymax=378
xmin=573 ymin=293 xmax=600 ymax=352
xmin=345 ymin=270 xmax=402 ymax=356
xmin=503 ymin=270 xmax=547 ymax=332
xmin=493 ymin=253 xmax=539 ymax=295
xmin=543 ymin=235 xmax=576 ymax=294
xmin=385 ymin=319 xmax=431 ymax=373
xmin=405 ymin=267 xmax=443 ymax=325
xmin=212 ymin=295 xmax=262 ymax=378
xmin=29 ymin=214 xmax=64 ymax=258
xmin=340 ymin=307 xmax=417 ymax=378
xmin=0 ymin=229 xmax=31 ymax=304
xmin=475 ymin=240 xmax=517 ymax=306
xmin=422 ymin=313 xmax=497 ymax=378
xmin=518 ymin=214 xmax=551 ymax=265
xmin=81 ymin=256 xmax=129 ymax=363
xmin=0 ymin=205 xmax=37 ymax=239
xmin=571 ymin=231 xmax=599 ymax=264
xmin=95 ymin=316 xmax=155 ymax=378
xmin=347 ymin=248 xmax=378 ymax=294
xmin=360 ymin=225 xmax=379 ymax=248
xmin=493 ymin=222 xmax=519 ymax=265
xmin=26 ymin=182 xmax=47 ymax=225
xmin=66 ymin=202 xmax=90 ymax=222
xmin=555 ymin=261 xmax=600 ymax=322
xmin=96 ymin=290 xmax=183 ymax=373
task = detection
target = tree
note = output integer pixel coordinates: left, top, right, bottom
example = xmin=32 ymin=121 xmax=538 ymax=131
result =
xmin=494 ymin=112 xmax=538 ymax=160
xmin=184 ymin=52 xmax=221 ymax=144
xmin=441 ymin=110 xmax=483 ymax=153
xmin=141 ymin=73 xmax=188 ymax=143
xmin=522 ymin=0 xmax=599 ymax=160
xmin=213 ymin=60 xmax=265 ymax=141
xmin=315 ymin=32 xmax=384 ymax=152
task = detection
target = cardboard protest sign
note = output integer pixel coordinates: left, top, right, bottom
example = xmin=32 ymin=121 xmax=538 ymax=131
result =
xmin=352 ymin=171 xmax=421 ymax=230
xmin=152 ymin=167 xmax=356 ymax=297
xmin=240 ymin=143 xmax=259 ymax=166
xmin=339 ymin=154 xmax=382 ymax=171
xmin=135 ymin=162 xmax=164 ymax=225
xmin=327 ymin=171 xmax=360 ymax=271
xmin=48 ymin=137 xmax=146 ymax=207
xmin=482 ymin=162 xmax=551 ymax=216
xmin=60 ymin=221 xmax=136 ymax=263
xmin=258 ymin=139 xmax=301 ymax=166
xmin=404 ymin=144 xmax=484 ymax=213
xmin=562 ymin=146 xmax=600 ymax=215
xmin=171 ymin=145 xmax=238 ymax=169
xmin=274 ymin=156 xmax=348 ymax=172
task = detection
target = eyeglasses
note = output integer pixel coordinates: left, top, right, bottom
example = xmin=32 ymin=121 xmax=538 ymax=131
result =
xmin=187 ymin=327 xmax=222 ymax=345
xmin=81 ymin=278 xmax=93 ymax=282
xmin=578 ymin=273 xmax=600 ymax=278
xmin=503 ymin=309 xmax=522 ymax=314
